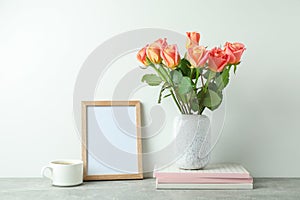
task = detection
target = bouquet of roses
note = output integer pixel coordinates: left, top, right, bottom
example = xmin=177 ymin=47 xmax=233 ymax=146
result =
xmin=137 ymin=32 xmax=245 ymax=115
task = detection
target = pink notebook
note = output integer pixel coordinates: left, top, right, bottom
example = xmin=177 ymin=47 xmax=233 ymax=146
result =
xmin=154 ymin=163 xmax=251 ymax=179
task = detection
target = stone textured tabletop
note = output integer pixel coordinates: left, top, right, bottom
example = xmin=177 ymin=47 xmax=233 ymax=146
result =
xmin=0 ymin=178 xmax=300 ymax=200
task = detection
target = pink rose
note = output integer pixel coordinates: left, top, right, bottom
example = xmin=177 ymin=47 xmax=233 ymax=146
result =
xmin=146 ymin=43 xmax=161 ymax=64
xmin=155 ymin=38 xmax=167 ymax=49
xmin=186 ymin=32 xmax=200 ymax=48
xmin=161 ymin=44 xmax=180 ymax=70
xmin=186 ymin=45 xmax=209 ymax=68
xmin=146 ymin=38 xmax=167 ymax=64
xmin=224 ymin=42 xmax=246 ymax=64
xmin=208 ymin=47 xmax=230 ymax=72
xmin=137 ymin=45 xmax=151 ymax=66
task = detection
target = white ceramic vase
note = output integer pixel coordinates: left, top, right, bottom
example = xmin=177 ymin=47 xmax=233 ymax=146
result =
xmin=174 ymin=114 xmax=211 ymax=169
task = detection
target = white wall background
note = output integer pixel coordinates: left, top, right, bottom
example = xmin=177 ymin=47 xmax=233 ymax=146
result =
xmin=0 ymin=0 xmax=300 ymax=177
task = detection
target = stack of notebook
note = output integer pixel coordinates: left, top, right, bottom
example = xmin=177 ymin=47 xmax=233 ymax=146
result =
xmin=153 ymin=163 xmax=253 ymax=190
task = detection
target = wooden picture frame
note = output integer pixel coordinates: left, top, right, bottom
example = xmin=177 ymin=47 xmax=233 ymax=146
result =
xmin=81 ymin=101 xmax=143 ymax=180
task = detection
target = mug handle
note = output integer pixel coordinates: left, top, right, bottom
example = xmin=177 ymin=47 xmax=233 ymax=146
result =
xmin=41 ymin=165 xmax=53 ymax=180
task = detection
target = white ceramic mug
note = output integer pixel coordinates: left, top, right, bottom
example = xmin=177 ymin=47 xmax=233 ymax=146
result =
xmin=41 ymin=159 xmax=83 ymax=186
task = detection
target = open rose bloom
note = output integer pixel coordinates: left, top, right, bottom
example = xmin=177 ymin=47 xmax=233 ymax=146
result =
xmin=137 ymin=32 xmax=246 ymax=115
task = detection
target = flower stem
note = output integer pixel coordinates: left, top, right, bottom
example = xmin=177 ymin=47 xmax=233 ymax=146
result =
xmin=151 ymin=65 xmax=184 ymax=114
xmin=170 ymin=89 xmax=183 ymax=113
xmin=184 ymin=94 xmax=192 ymax=114
xmin=195 ymin=68 xmax=200 ymax=87
xmin=151 ymin=65 xmax=166 ymax=82
xmin=159 ymin=64 xmax=172 ymax=83
xmin=159 ymin=65 xmax=190 ymax=114
xmin=200 ymin=73 xmax=205 ymax=87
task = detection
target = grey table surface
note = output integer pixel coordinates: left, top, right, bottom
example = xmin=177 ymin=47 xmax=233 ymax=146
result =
xmin=0 ymin=178 xmax=300 ymax=200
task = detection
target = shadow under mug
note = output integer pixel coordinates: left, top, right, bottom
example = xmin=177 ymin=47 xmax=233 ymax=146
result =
xmin=41 ymin=159 xmax=83 ymax=186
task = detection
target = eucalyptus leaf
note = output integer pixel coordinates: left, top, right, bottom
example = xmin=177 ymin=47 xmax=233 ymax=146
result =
xmin=170 ymin=70 xmax=183 ymax=85
xmin=216 ymin=68 xmax=230 ymax=90
xmin=196 ymin=89 xmax=207 ymax=114
xmin=141 ymin=74 xmax=162 ymax=86
xmin=203 ymin=70 xmax=216 ymax=81
xmin=203 ymin=89 xmax=222 ymax=108
xmin=208 ymin=71 xmax=216 ymax=81
xmin=177 ymin=77 xmax=193 ymax=95
xmin=208 ymin=82 xmax=219 ymax=93
xmin=191 ymin=101 xmax=199 ymax=112
xmin=197 ymin=89 xmax=206 ymax=100
xmin=209 ymin=92 xmax=223 ymax=111
xmin=203 ymin=70 xmax=210 ymax=79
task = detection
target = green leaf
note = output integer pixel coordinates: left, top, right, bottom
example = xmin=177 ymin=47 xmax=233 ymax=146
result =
xmin=208 ymin=71 xmax=216 ymax=80
xmin=141 ymin=74 xmax=162 ymax=86
xmin=197 ymin=89 xmax=206 ymax=114
xmin=208 ymin=92 xmax=223 ymax=111
xmin=208 ymin=82 xmax=219 ymax=93
xmin=191 ymin=101 xmax=199 ymax=112
xmin=234 ymin=65 xmax=237 ymax=74
xmin=203 ymin=70 xmax=216 ymax=81
xmin=170 ymin=70 xmax=183 ymax=85
xmin=177 ymin=77 xmax=193 ymax=95
xmin=203 ymin=70 xmax=210 ymax=79
xmin=216 ymin=67 xmax=230 ymax=90
xmin=178 ymin=58 xmax=191 ymax=77
xmin=206 ymin=82 xmax=223 ymax=110
xmin=197 ymin=89 xmax=206 ymax=100
xmin=203 ymin=89 xmax=222 ymax=108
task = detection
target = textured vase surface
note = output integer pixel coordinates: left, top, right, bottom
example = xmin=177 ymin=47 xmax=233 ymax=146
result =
xmin=174 ymin=114 xmax=211 ymax=169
